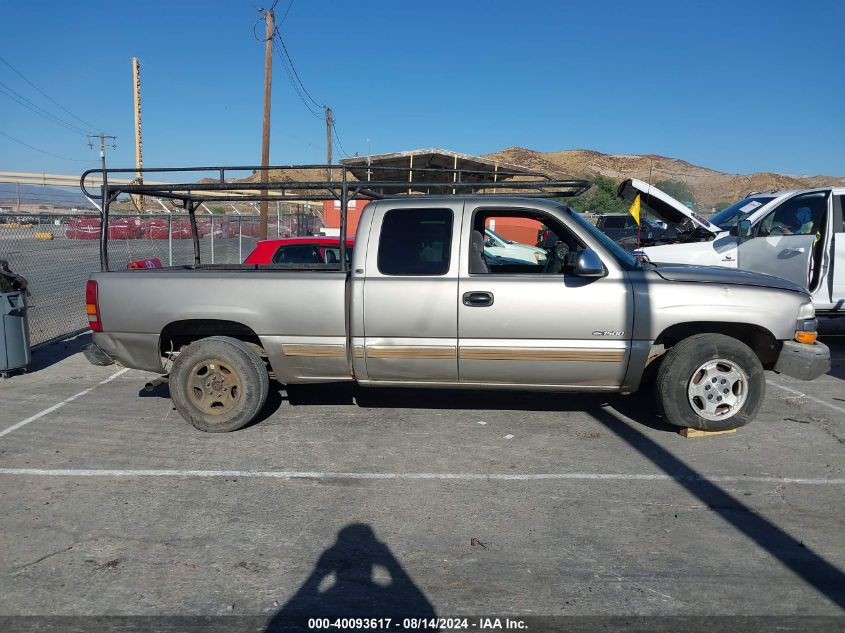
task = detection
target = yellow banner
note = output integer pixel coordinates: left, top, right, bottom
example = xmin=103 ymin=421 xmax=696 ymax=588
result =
xmin=629 ymin=193 xmax=641 ymax=225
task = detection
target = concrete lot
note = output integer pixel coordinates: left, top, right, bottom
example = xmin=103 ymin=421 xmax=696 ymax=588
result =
xmin=0 ymin=330 xmax=843 ymax=627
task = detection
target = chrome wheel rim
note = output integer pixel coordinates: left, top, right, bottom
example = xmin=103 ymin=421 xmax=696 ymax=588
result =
xmin=687 ymin=358 xmax=748 ymax=422
xmin=187 ymin=358 xmax=242 ymax=416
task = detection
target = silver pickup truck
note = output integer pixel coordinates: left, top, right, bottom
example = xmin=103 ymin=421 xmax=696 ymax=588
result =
xmin=86 ymin=194 xmax=830 ymax=433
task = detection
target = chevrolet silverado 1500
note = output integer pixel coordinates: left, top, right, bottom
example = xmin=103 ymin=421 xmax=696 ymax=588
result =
xmin=85 ymin=185 xmax=830 ymax=433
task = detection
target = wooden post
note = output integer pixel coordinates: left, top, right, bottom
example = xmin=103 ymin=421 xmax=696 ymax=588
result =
xmin=325 ymin=107 xmax=333 ymax=182
xmin=132 ymin=57 xmax=144 ymax=213
xmin=259 ymin=8 xmax=274 ymax=240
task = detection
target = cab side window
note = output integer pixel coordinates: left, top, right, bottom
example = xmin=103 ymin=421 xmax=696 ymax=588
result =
xmin=758 ymin=192 xmax=827 ymax=236
xmin=469 ymin=210 xmax=583 ymax=275
xmin=377 ymin=208 xmax=453 ymax=276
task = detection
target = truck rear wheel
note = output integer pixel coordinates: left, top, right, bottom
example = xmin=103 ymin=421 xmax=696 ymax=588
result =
xmin=170 ymin=336 xmax=269 ymax=432
xmin=655 ymin=333 xmax=764 ymax=431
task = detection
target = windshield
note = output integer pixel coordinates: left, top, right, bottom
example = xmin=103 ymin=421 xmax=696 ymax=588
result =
xmin=709 ymin=196 xmax=775 ymax=229
xmin=567 ymin=207 xmax=639 ymax=269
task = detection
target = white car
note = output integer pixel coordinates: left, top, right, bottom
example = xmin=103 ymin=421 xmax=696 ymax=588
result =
xmin=617 ymin=178 xmax=845 ymax=316
xmin=483 ymin=228 xmax=547 ymax=264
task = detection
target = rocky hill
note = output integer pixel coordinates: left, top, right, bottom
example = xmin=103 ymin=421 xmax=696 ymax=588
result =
xmin=482 ymin=147 xmax=845 ymax=210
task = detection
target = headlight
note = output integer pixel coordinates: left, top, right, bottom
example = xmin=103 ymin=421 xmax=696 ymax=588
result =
xmin=797 ymin=302 xmax=815 ymax=319
xmin=533 ymin=252 xmax=546 ymax=263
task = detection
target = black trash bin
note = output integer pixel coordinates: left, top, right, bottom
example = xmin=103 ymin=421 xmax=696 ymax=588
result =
xmin=0 ymin=259 xmax=30 ymax=376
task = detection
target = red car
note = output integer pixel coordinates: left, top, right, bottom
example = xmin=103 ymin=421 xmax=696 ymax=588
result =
xmin=243 ymin=237 xmax=354 ymax=265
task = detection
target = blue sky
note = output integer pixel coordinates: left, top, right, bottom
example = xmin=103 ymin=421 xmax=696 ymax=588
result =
xmin=0 ymin=0 xmax=842 ymax=177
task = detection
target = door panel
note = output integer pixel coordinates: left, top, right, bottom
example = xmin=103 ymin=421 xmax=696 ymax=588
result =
xmin=362 ymin=204 xmax=462 ymax=382
xmin=739 ymin=190 xmax=829 ymax=289
xmin=458 ymin=276 xmax=631 ymax=386
xmin=457 ymin=205 xmax=632 ymax=388
xmin=737 ymin=234 xmax=816 ymax=288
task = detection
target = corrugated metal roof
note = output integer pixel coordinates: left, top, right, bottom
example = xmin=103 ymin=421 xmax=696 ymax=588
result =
xmin=340 ymin=148 xmax=540 ymax=192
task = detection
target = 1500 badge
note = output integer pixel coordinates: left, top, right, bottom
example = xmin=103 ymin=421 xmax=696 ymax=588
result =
xmin=593 ymin=330 xmax=624 ymax=336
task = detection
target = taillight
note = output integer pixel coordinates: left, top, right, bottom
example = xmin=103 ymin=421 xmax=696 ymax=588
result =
xmin=85 ymin=279 xmax=102 ymax=332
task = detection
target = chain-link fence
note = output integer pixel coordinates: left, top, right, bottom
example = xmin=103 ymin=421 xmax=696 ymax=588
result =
xmin=0 ymin=211 xmax=322 ymax=347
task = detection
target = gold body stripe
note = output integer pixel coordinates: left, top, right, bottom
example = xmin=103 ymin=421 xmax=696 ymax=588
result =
xmin=283 ymin=344 xmax=623 ymax=363
xmin=366 ymin=346 xmax=456 ymax=360
xmin=282 ymin=344 xmax=346 ymax=358
xmin=459 ymin=347 xmax=625 ymax=362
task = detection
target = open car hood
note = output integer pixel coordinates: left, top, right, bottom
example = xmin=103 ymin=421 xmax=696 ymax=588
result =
xmin=617 ymin=179 xmax=720 ymax=235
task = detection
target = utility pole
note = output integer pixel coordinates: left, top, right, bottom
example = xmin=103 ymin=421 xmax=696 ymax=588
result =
xmin=132 ymin=57 xmax=144 ymax=213
xmin=89 ymin=133 xmax=117 ymax=269
xmin=89 ymin=133 xmax=117 ymax=182
xmin=259 ymin=7 xmax=274 ymax=240
xmin=15 ymin=182 xmax=20 ymax=213
xmin=325 ymin=107 xmax=333 ymax=181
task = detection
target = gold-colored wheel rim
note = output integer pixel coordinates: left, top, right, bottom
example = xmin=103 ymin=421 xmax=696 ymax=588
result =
xmin=187 ymin=358 xmax=242 ymax=416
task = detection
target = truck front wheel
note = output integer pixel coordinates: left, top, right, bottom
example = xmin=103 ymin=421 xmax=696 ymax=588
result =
xmin=170 ymin=336 xmax=269 ymax=432
xmin=655 ymin=333 xmax=765 ymax=430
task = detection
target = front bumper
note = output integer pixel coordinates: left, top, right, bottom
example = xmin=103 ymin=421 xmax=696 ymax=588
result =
xmin=773 ymin=340 xmax=830 ymax=381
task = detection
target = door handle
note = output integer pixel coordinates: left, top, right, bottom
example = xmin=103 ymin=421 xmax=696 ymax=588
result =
xmin=462 ymin=291 xmax=494 ymax=307
xmin=783 ymin=247 xmax=805 ymax=255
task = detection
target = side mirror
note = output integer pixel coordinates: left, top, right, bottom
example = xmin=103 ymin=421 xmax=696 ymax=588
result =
xmin=484 ymin=237 xmax=496 ymax=248
xmin=573 ymin=249 xmax=606 ymax=278
xmin=730 ymin=219 xmax=752 ymax=238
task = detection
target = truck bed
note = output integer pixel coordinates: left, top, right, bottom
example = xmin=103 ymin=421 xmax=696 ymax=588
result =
xmin=92 ymin=267 xmax=350 ymax=380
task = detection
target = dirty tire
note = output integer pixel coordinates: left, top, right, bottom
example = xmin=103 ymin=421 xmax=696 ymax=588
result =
xmin=655 ymin=333 xmax=764 ymax=431
xmin=170 ymin=336 xmax=269 ymax=432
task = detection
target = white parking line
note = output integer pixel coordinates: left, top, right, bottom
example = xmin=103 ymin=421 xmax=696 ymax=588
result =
xmin=767 ymin=379 xmax=845 ymax=416
xmin=0 ymin=368 xmax=130 ymax=439
xmin=0 ymin=468 xmax=841 ymax=485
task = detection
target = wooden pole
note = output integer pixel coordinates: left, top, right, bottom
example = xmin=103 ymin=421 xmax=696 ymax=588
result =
xmin=325 ymin=107 xmax=333 ymax=181
xmin=132 ymin=57 xmax=144 ymax=212
xmin=259 ymin=8 xmax=274 ymax=240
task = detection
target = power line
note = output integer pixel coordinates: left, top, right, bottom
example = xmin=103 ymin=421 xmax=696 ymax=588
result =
xmin=0 ymin=55 xmax=99 ymax=132
xmin=0 ymin=130 xmax=92 ymax=162
xmin=277 ymin=0 xmax=294 ymax=26
xmin=271 ymin=37 xmax=322 ymax=118
xmin=272 ymin=27 xmax=324 ymax=111
xmin=0 ymin=81 xmax=92 ymax=136
xmin=261 ymin=8 xmax=352 ymax=161
xmin=331 ymin=121 xmax=350 ymax=158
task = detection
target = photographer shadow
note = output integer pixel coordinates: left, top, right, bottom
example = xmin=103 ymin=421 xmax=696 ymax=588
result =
xmin=266 ymin=523 xmax=436 ymax=632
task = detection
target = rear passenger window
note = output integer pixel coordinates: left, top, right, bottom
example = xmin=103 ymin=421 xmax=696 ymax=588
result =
xmin=377 ymin=209 xmax=453 ymax=275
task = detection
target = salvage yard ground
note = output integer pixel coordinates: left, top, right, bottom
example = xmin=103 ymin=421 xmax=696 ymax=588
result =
xmin=0 ymin=327 xmax=843 ymax=626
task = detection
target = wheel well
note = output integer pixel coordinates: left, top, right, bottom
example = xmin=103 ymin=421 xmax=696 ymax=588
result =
xmin=654 ymin=322 xmax=780 ymax=369
xmin=160 ymin=320 xmax=264 ymax=358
